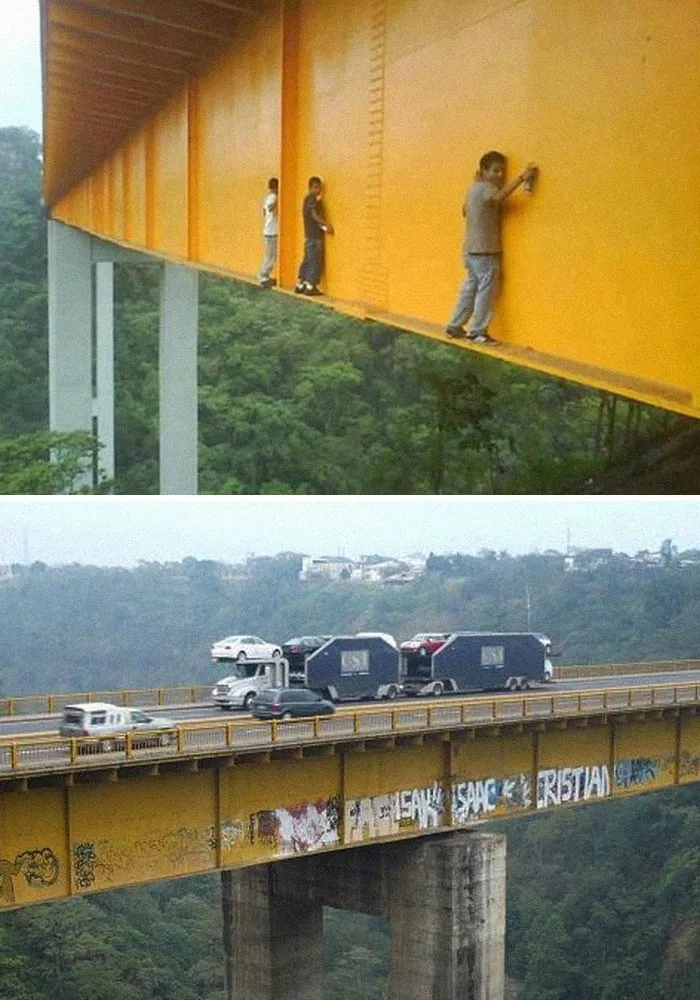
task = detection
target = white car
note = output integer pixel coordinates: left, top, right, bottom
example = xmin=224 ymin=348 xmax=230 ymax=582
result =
xmin=211 ymin=634 xmax=282 ymax=663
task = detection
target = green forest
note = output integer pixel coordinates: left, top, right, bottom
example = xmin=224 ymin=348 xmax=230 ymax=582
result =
xmin=0 ymin=125 xmax=689 ymax=495
xmin=2 ymin=547 xmax=700 ymax=696
xmin=1 ymin=554 xmax=700 ymax=997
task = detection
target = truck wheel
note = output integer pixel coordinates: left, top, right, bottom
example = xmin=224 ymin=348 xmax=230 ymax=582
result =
xmin=236 ymin=650 xmax=247 ymax=662
xmin=432 ymin=681 xmax=444 ymax=697
xmin=272 ymin=648 xmax=282 ymax=660
xmin=506 ymin=678 xmax=518 ymax=692
xmin=518 ymin=677 xmax=529 ymax=691
xmin=281 ymin=711 xmax=293 ymax=720
xmin=243 ymin=692 xmax=255 ymax=710
xmin=386 ymin=685 xmax=398 ymax=700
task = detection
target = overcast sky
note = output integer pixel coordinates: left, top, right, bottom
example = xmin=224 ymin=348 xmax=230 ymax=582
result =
xmin=0 ymin=497 xmax=699 ymax=567
xmin=1 ymin=2 xmax=42 ymax=133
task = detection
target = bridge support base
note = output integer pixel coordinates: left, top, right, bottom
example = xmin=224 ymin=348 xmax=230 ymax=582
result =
xmin=222 ymin=830 xmax=505 ymax=1000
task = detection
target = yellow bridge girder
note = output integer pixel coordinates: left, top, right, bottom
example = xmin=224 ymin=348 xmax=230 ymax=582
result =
xmin=41 ymin=0 xmax=700 ymax=417
xmin=1 ymin=681 xmax=700 ymax=910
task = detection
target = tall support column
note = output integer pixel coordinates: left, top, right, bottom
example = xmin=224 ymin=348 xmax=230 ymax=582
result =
xmin=94 ymin=261 xmax=115 ymax=481
xmin=159 ymin=262 xmax=198 ymax=494
xmin=48 ymin=220 xmax=93 ymax=439
xmin=388 ymin=832 xmax=506 ymax=1000
xmin=225 ymin=865 xmax=323 ymax=1000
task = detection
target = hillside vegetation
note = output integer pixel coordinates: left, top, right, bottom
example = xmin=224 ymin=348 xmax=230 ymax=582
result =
xmin=1 ymin=550 xmax=699 ymax=696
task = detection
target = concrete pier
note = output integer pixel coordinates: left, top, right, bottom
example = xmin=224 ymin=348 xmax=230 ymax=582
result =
xmin=223 ymin=831 xmax=506 ymax=1000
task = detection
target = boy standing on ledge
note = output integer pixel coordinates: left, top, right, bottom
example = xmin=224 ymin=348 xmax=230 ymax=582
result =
xmin=295 ymin=176 xmax=334 ymax=296
xmin=259 ymin=176 xmax=278 ymax=288
xmin=446 ymin=152 xmax=538 ymax=344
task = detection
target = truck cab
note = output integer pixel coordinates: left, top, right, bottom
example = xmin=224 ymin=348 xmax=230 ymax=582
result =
xmin=212 ymin=658 xmax=289 ymax=710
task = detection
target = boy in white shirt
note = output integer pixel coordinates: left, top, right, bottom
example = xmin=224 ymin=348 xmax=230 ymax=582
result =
xmin=259 ymin=177 xmax=279 ymax=288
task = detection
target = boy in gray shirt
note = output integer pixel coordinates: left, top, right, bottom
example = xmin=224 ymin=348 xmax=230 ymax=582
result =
xmin=446 ymin=151 xmax=537 ymax=343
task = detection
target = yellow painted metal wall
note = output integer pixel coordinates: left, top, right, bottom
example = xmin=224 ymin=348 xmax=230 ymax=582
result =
xmin=49 ymin=0 xmax=700 ymax=414
xmin=3 ymin=709 xmax=700 ymax=910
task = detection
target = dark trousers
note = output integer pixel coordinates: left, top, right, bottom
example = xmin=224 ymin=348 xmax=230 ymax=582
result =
xmin=298 ymin=237 xmax=324 ymax=286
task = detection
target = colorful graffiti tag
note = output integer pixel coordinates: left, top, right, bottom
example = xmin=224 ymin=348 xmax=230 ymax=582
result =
xmin=345 ymin=782 xmax=446 ymax=841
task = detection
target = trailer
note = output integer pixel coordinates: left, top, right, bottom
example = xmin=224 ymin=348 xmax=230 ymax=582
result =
xmin=304 ymin=635 xmax=401 ymax=702
xmin=402 ymin=632 xmax=547 ymax=696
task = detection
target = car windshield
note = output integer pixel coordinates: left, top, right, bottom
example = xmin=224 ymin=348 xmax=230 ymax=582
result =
xmin=131 ymin=711 xmax=152 ymax=723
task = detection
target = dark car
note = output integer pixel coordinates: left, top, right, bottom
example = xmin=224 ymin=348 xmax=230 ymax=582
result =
xmin=282 ymin=635 xmax=328 ymax=672
xmin=251 ymin=687 xmax=335 ymax=720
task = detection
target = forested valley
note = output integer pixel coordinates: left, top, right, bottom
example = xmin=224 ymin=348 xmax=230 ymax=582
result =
xmin=1 ymin=552 xmax=700 ymax=997
xmin=0 ymin=126 xmax=689 ymax=495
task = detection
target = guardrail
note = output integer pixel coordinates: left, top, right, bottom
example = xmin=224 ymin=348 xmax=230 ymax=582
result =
xmin=0 ymin=680 xmax=698 ymax=776
xmin=3 ymin=659 xmax=700 ymax=718
xmin=555 ymin=659 xmax=700 ymax=680
xmin=0 ymin=686 xmax=213 ymax=717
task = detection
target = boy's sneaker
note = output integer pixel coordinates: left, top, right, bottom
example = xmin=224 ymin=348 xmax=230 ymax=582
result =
xmin=294 ymin=283 xmax=306 ymax=294
xmin=468 ymin=331 xmax=495 ymax=344
xmin=446 ymin=325 xmax=465 ymax=338
xmin=305 ymin=286 xmax=323 ymax=296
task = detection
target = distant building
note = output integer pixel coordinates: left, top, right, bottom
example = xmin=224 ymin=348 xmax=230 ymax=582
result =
xmin=299 ymin=556 xmax=355 ymax=581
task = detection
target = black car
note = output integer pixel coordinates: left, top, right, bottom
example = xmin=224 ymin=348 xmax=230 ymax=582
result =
xmin=251 ymin=687 xmax=335 ymax=720
xmin=281 ymin=635 xmax=328 ymax=672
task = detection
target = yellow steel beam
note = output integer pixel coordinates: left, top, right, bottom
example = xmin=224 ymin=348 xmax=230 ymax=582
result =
xmin=75 ymin=0 xmax=257 ymax=41
xmin=50 ymin=3 xmax=212 ymax=60
xmin=1 ymin=701 xmax=700 ymax=910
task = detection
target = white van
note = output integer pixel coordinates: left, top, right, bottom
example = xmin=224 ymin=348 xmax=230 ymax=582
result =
xmin=59 ymin=702 xmax=175 ymax=744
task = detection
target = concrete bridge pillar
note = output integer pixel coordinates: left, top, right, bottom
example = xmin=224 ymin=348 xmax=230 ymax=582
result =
xmin=222 ymin=831 xmax=506 ymax=1000
xmin=47 ymin=222 xmax=199 ymax=493
xmin=223 ymin=866 xmax=323 ymax=1000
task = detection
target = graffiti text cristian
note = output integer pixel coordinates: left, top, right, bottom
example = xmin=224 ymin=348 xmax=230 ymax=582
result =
xmin=537 ymin=765 xmax=609 ymax=808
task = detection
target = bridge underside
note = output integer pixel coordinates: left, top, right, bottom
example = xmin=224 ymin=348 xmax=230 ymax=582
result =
xmin=1 ymin=700 xmax=699 ymax=910
xmin=41 ymin=0 xmax=700 ymax=418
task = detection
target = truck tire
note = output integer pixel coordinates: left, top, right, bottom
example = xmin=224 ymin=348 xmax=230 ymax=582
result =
xmin=243 ymin=692 xmax=256 ymax=710
xmin=506 ymin=677 xmax=519 ymax=692
xmin=236 ymin=650 xmax=247 ymax=662
xmin=432 ymin=681 xmax=444 ymax=697
xmin=281 ymin=711 xmax=293 ymax=720
xmin=272 ymin=648 xmax=282 ymax=660
xmin=385 ymin=685 xmax=399 ymax=701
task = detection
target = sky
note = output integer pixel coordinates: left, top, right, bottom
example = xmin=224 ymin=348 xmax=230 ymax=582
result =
xmin=1 ymin=497 xmax=699 ymax=567
xmin=0 ymin=2 xmax=42 ymax=133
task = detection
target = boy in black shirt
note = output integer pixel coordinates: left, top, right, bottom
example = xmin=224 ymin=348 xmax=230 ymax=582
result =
xmin=295 ymin=176 xmax=334 ymax=295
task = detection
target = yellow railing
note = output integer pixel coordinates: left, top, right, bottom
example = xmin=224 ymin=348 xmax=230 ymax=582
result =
xmin=0 ymin=686 xmax=212 ymax=717
xmin=0 ymin=680 xmax=698 ymax=776
xmin=554 ymin=659 xmax=700 ymax=680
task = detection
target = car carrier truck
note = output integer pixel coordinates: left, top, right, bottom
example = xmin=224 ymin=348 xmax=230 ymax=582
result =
xmin=401 ymin=632 xmax=547 ymax=696
xmin=212 ymin=657 xmax=290 ymax=710
xmin=301 ymin=635 xmax=401 ymax=702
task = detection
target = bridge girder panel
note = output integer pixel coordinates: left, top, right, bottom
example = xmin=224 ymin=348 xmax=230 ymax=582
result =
xmin=1 ymin=707 xmax=700 ymax=910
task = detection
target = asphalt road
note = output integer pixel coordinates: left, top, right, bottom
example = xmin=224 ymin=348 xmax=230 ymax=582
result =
xmin=3 ymin=669 xmax=700 ymax=738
